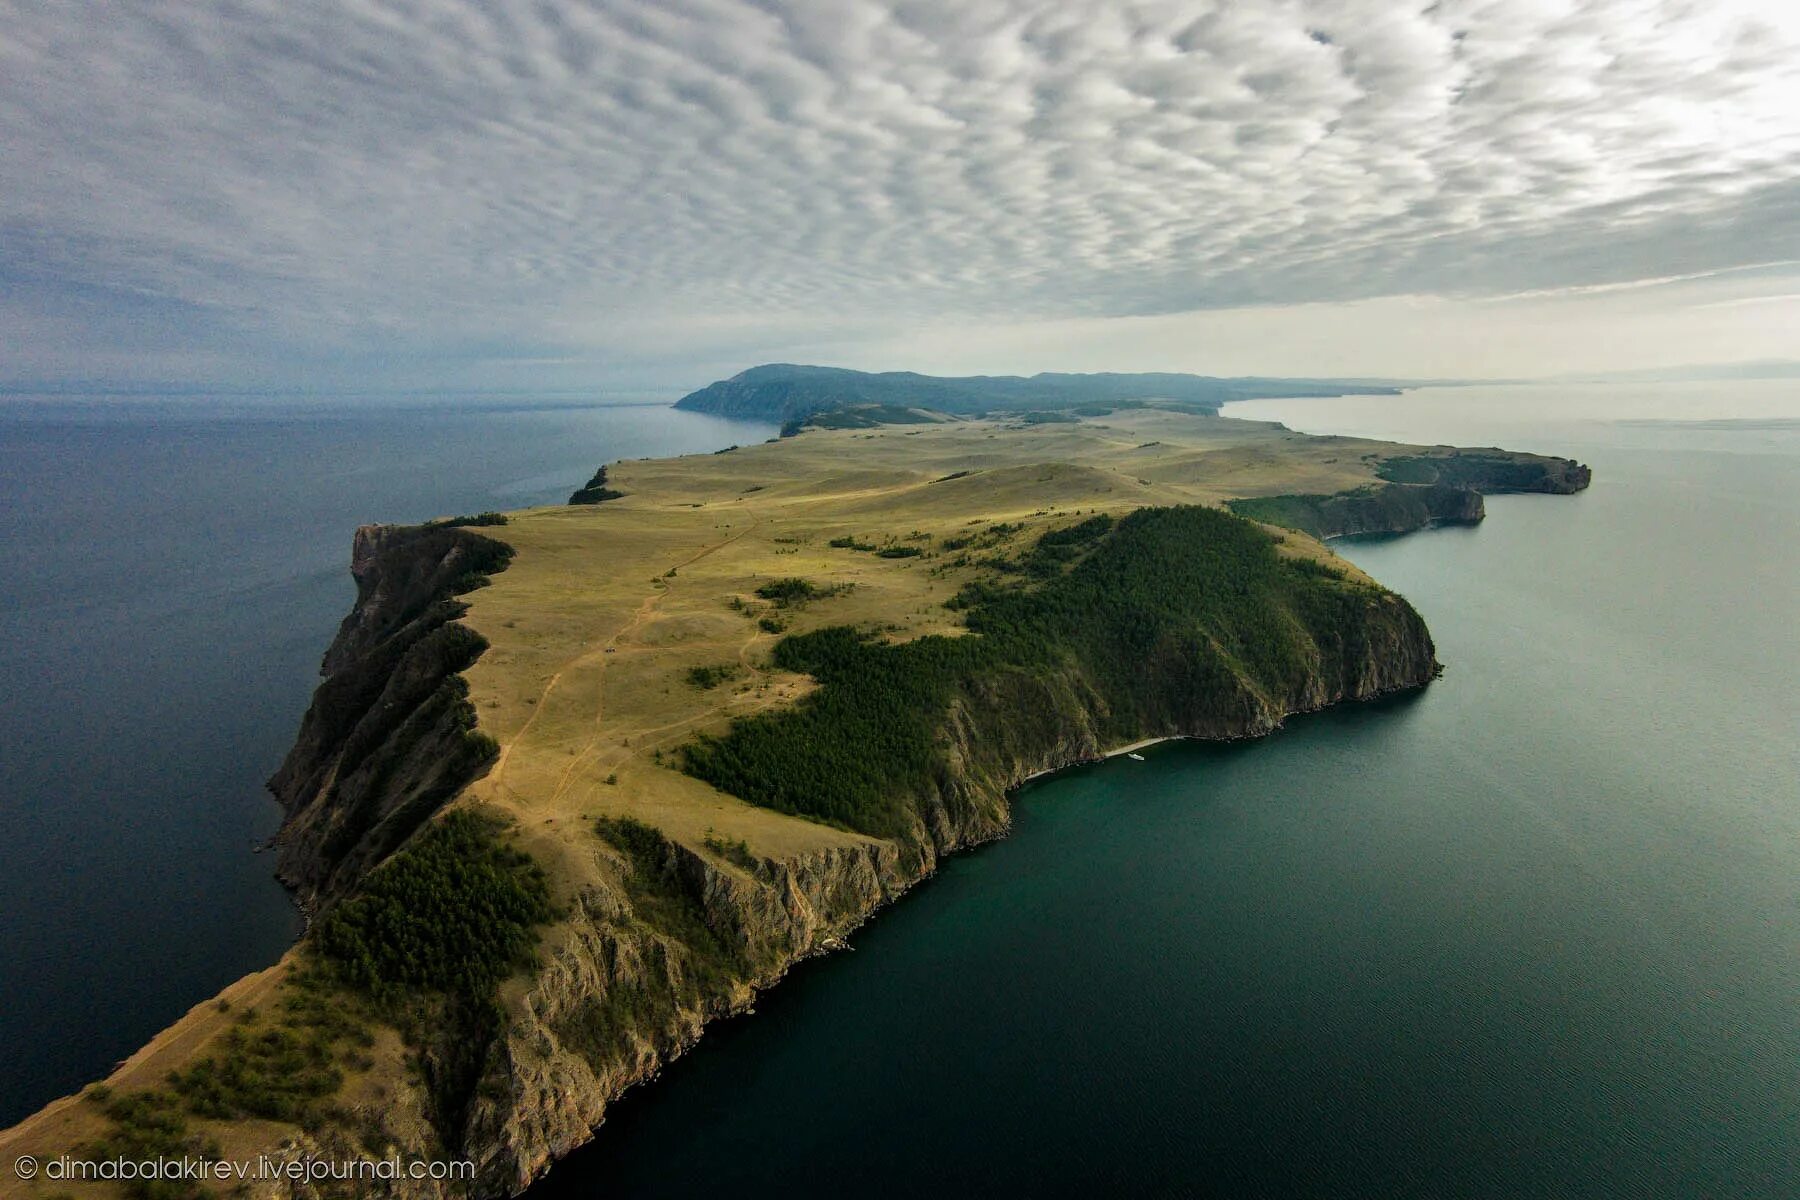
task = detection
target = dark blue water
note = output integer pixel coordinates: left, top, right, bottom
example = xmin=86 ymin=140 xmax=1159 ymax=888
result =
xmin=529 ymin=383 xmax=1800 ymax=1198
xmin=0 ymin=395 xmax=772 ymax=1125
xmin=5 ymin=385 xmax=1795 ymax=1195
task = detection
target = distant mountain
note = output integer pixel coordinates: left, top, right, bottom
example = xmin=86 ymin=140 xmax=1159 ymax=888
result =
xmin=672 ymin=363 xmax=1403 ymax=425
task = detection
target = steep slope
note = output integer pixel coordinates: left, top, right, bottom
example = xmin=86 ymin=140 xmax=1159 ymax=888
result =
xmin=270 ymin=520 xmax=514 ymax=910
xmin=1226 ymin=448 xmax=1591 ymax=538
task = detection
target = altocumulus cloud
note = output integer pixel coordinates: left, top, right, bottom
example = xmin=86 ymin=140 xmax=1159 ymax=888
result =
xmin=0 ymin=0 xmax=1796 ymax=379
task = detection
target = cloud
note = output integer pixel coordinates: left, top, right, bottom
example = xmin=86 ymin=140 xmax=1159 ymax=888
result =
xmin=0 ymin=0 xmax=1795 ymax=381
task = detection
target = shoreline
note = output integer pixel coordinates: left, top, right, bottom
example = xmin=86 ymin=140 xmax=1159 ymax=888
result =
xmin=1019 ymin=735 xmax=1178 ymax=785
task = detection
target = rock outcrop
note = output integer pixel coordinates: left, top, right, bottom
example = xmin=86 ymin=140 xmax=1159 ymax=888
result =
xmin=1227 ymin=450 xmax=1590 ymax=540
xmin=1375 ymin=449 xmax=1592 ymax=494
xmin=269 ymin=521 xmax=513 ymax=912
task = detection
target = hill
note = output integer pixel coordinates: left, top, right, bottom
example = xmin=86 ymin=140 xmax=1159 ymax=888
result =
xmin=672 ymin=363 xmax=1404 ymax=425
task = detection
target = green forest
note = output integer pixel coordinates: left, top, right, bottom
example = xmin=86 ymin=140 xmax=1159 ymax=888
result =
xmin=314 ymin=809 xmax=554 ymax=1007
xmin=683 ymin=505 xmax=1416 ymax=837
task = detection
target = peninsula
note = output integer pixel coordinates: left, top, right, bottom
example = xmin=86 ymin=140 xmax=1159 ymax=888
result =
xmin=0 ymin=381 xmax=1588 ymax=1198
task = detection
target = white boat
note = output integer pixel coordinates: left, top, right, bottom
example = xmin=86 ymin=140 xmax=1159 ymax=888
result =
xmin=1127 ymin=752 xmax=1146 ymax=761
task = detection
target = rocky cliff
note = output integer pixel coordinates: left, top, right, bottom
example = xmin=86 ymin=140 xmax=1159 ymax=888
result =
xmin=1226 ymin=450 xmax=1590 ymax=539
xmin=1375 ymin=449 xmax=1592 ymax=494
xmin=1228 ymin=481 xmax=1486 ymax=538
xmin=269 ymin=520 xmax=514 ymax=912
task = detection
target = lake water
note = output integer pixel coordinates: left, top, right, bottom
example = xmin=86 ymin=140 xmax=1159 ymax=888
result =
xmin=0 ymin=395 xmax=773 ymax=1125
xmin=3 ymin=383 xmax=1795 ymax=1197
xmin=528 ymin=382 xmax=1800 ymax=1198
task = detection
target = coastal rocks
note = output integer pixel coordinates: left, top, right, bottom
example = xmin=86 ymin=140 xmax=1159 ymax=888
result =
xmin=470 ymin=838 xmax=912 ymax=1193
xmin=1227 ymin=481 xmax=1486 ymax=539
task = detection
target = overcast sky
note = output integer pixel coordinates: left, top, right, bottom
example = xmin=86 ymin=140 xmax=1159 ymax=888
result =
xmin=2 ymin=0 xmax=1796 ymax=390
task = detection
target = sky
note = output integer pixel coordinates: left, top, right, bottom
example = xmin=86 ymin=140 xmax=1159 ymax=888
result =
xmin=2 ymin=0 xmax=1797 ymax=392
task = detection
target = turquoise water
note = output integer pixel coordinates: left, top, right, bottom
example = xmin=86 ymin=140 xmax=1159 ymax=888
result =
xmin=532 ymin=383 xmax=1800 ymax=1197
xmin=0 ymin=395 xmax=772 ymax=1124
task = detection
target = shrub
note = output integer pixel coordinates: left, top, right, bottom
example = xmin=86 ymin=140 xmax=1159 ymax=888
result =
xmin=754 ymin=577 xmax=850 ymax=607
xmin=569 ymin=465 xmax=623 ymax=504
xmin=703 ymin=831 xmax=760 ymax=872
xmin=430 ymin=511 xmax=508 ymax=528
xmin=755 ymin=577 xmax=817 ymax=605
xmin=79 ymin=1090 xmax=218 ymax=1200
xmin=686 ymin=663 xmax=742 ymax=689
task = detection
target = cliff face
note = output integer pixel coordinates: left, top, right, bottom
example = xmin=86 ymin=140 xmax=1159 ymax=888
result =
xmin=269 ymin=522 xmax=513 ymax=912
xmin=1227 ymin=450 xmax=1590 ymax=540
xmin=1228 ymin=482 xmax=1485 ymax=539
xmin=1376 ymin=450 xmax=1592 ymax=494
xmin=467 ymin=837 xmax=913 ymax=1195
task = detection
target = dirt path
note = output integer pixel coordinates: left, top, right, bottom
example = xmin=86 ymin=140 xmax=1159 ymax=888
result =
xmin=500 ymin=521 xmax=764 ymax=807
xmin=491 ymin=522 xmax=762 ymax=799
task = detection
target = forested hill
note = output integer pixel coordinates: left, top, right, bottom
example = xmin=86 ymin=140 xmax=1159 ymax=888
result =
xmin=672 ymin=363 xmax=1404 ymax=425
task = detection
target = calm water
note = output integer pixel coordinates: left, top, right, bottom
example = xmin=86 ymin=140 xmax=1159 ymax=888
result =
xmin=531 ymin=383 xmax=1800 ymax=1198
xmin=0 ymin=395 xmax=773 ymax=1125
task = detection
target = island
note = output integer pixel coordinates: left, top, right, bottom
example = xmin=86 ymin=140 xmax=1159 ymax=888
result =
xmin=0 ymin=374 xmax=1588 ymax=1199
